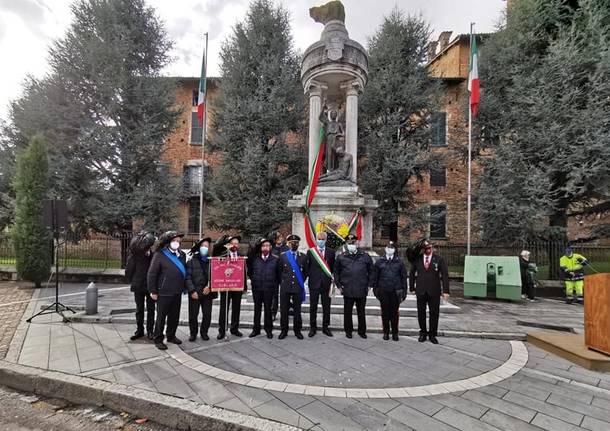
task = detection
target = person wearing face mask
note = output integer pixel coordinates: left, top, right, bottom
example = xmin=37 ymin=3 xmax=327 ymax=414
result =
xmin=270 ymin=231 xmax=289 ymax=321
xmin=186 ymin=237 xmax=216 ymax=342
xmin=247 ymin=238 xmax=282 ymax=339
xmin=334 ymin=234 xmax=374 ymax=339
xmin=126 ymin=231 xmax=156 ymax=341
xmin=217 ymin=235 xmax=247 ymax=339
xmin=278 ymin=234 xmax=309 ymax=340
xmin=147 ymin=231 xmax=187 ymax=350
xmin=373 ymin=241 xmax=407 ymax=341
xmin=408 ymin=240 xmax=449 ymax=344
xmin=306 ymin=231 xmax=336 ymax=337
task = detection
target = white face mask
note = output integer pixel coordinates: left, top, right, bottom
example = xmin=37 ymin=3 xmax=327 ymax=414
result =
xmin=346 ymin=244 xmax=357 ymax=253
xmin=170 ymin=241 xmax=180 ymax=251
xmin=385 ymin=248 xmax=395 ymax=257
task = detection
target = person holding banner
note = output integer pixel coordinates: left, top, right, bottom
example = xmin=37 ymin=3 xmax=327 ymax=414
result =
xmin=186 ymin=237 xmax=216 ymax=342
xmin=248 ymin=238 xmax=282 ymax=339
xmin=278 ymin=234 xmax=309 ymax=340
xmin=334 ymin=234 xmax=374 ymax=339
xmin=217 ymin=235 xmax=247 ymax=339
xmin=307 ymin=231 xmax=335 ymax=338
xmin=147 ymin=231 xmax=187 ymax=350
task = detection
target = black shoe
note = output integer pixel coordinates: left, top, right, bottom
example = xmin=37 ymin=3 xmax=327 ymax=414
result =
xmin=188 ymin=335 xmax=197 ymax=342
xmin=359 ymin=333 xmax=367 ymax=339
xmin=266 ymin=331 xmax=273 ymax=339
xmin=278 ymin=331 xmax=287 ymax=340
xmin=130 ymin=332 xmax=144 ymax=341
xmin=566 ymin=297 xmax=574 ymax=304
xmin=392 ymin=333 xmax=399 ymax=341
xmin=249 ymin=330 xmax=260 ymax=338
xmin=295 ymin=332 xmax=304 ymax=340
xmin=167 ymin=337 xmax=182 ymax=345
xmin=308 ymin=329 xmax=316 ymax=338
xmin=429 ymin=336 xmax=439 ymax=344
xmin=217 ymin=332 xmax=225 ymax=340
xmin=231 ymin=330 xmax=243 ymax=337
xmin=155 ymin=342 xmax=167 ymax=350
xmin=201 ymin=333 xmax=209 ymax=341
xmin=322 ymin=328 xmax=333 ymax=337
xmin=346 ymin=332 xmax=353 ymax=339
xmin=147 ymin=332 xmax=154 ymax=340
xmin=383 ymin=333 xmax=389 ymax=341
xmin=418 ymin=334 xmax=427 ymax=342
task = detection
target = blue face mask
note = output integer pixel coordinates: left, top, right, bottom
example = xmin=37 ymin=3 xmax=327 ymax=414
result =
xmin=316 ymin=239 xmax=326 ymax=248
xmin=199 ymin=246 xmax=209 ymax=256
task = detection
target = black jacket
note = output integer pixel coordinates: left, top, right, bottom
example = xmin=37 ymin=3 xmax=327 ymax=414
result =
xmin=373 ymin=256 xmax=408 ymax=292
xmin=272 ymin=243 xmax=289 ymax=257
xmin=279 ymin=251 xmax=309 ymax=294
xmin=186 ymin=254 xmax=217 ymax=299
xmin=408 ymin=253 xmax=450 ymax=296
xmin=147 ymin=248 xmax=187 ymax=296
xmin=307 ymin=247 xmax=335 ymax=292
xmin=125 ymin=251 xmax=152 ymax=293
xmin=248 ymin=254 xmax=282 ymax=292
xmin=333 ymin=249 xmax=374 ymax=298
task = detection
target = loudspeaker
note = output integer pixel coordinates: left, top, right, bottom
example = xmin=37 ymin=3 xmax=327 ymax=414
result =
xmin=42 ymin=199 xmax=69 ymax=231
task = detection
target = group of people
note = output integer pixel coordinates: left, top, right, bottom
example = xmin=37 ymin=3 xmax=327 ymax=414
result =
xmin=126 ymin=230 xmax=451 ymax=350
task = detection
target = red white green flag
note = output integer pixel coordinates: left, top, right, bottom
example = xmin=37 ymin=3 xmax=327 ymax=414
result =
xmin=468 ymin=30 xmax=480 ymax=118
xmin=197 ymin=45 xmax=207 ymax=126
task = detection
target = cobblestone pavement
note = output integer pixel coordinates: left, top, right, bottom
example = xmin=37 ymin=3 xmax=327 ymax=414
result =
xmin=0 ymin=282 xmax=33 ymax=359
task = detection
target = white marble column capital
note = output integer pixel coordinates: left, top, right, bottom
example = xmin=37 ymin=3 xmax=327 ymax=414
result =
xmin=306 ymin=81 xmax=327 ymax=98
xmin=341 ymin=80 xmax=363 ymax=97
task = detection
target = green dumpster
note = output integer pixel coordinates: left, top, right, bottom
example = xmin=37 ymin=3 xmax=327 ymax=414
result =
xmin=463 ymin=256 xmax=522 ymax=300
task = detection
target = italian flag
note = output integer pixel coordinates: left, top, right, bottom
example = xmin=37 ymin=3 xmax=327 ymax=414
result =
xmin=197 ymin=47 xmax=207 ymax=126
xmin=468 ymin=31 xmax=480 ymax=118
xmin=347 ymin=209 xmax=363 ymax=240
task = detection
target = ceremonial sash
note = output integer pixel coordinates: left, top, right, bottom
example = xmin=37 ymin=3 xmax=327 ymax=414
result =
xmin=162 ymin=249 xmax=186 ymax=279
xmin=286 ymin=252 xmax=306 ymax=302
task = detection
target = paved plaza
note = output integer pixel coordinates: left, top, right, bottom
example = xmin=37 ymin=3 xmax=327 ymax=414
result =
xmin=1 ymin=282 xmax=609 ymax=430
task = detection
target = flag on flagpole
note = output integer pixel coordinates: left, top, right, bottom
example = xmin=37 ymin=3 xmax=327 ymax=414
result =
xmin=197 ymin=45 xmax=207 ymax=126
xmin=468 ymin=30 xmax=480 ymax=118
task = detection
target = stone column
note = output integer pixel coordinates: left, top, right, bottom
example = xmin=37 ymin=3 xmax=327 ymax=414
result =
xmin=306 ymin=82 xmax=326 ymax=179
xmin=342 ymin=81 xmax=361 ymax=184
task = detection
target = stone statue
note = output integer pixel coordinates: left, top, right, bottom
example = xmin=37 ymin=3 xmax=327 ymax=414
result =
xmin=309 ymin=1 xmax=345 ymax=25
xmin=319 ymin=106 xmax=344 ymax=172
xmin=318 ymin=146 xmax=354 ymax=185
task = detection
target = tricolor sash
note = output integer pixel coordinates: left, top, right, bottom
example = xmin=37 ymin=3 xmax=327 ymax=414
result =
xmin=286 ymin=251 xmax=306 ymax=302
xmin=162 ymin=249 xmax=186 ymax=279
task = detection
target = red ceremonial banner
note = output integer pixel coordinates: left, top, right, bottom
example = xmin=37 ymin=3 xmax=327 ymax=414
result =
xmin=210 ymin=257 xmax=246 ymax=292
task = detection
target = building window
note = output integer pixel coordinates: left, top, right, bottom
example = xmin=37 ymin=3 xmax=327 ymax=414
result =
xmin=430 ymin=204 xmax=447 ymax=238
xmin=184 ymin=165 xmax=203 ymax=196
xmin=188 ymin=199 xmax=200 ymax=234
xmin=380 ymin=222 xmax=397 ymax=241
xmin=190 ymin=111 xmax=203 ymax=145
xmin=192 ymin=90 xmax=198 ymax=107
xmin=431 ymin=112 xmax=447 ymax=147
xmin=430 ymin=167 xmax=446 ymax=187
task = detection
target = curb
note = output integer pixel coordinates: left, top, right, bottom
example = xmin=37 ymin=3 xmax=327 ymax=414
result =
xmin=0 ymin=360 xmax=299 ymax=431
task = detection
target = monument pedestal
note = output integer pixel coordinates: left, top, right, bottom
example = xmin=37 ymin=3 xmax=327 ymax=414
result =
xmin=288 ymin=186 xmax=378 ymax=249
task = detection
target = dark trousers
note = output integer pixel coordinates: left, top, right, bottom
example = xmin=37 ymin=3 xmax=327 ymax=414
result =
xmin=134 ymin=291 xmax=155 ymax=334
xmin=271 ymin=290 xmax=279 ymax=316
xmin=379 ymin=290 xmax=399 ymax=336
xmin=416 ymin=292 xmax=440 ymax=337
xmin=153 ymin=294 xmax=181 ymax=343
xmin=344 ymin=297 xmax=367 ymax=335
xmin=252 ymin=289 xmax=274 ymax=333
xmin=218 ymin=291 xmax=242 ymax=334
xmin=280 ymin=292 xmax=302 ymax=332
xmin=188 ymin=294 xmax=214 ymax=336
xmin=309 ymin=288 xmax=331 ymax=330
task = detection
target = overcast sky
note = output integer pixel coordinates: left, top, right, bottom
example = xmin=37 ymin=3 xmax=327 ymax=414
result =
xmin=0 ymin=0 xmax=507 ymax=122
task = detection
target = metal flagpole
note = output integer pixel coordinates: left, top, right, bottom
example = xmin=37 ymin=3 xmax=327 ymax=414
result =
xmin=198 ymin=32 xmax=209 ymax=237
xmin=467 ymin=23 xmax=474 ymax=256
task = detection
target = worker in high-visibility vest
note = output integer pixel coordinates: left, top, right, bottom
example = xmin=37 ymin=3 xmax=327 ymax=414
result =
xmin=559 ymin=247 xmax=588 ymax=304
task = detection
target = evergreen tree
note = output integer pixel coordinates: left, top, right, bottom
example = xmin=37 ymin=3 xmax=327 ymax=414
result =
xmin=206 ymin=0 xmax=306 ymax=236
xmin=4 ymin=0 xmax=181 ymax=234
xmin=359 ymin=9 xmax=440 ymax=239
xmin=12 ymin=134 xmax=52 ymax=288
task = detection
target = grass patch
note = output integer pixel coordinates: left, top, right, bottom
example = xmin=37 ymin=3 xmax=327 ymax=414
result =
xmin=0 ymin=257 xmax=121 ymax=269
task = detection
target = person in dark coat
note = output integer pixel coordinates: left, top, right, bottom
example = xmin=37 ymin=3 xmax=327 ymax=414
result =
xmin=125 ymin=231 xmax=156 ymax=341
xmin=147 ymin=231 xmax=187 ymax=350
xmin=519 ymin=250 xmax=538 ymax=301
xmin=373 ymin=241 xmax=407 ymax=341
xmin=333 ymin=234 xmax=374 ymax=339
xmin=270 ymin=231 xmax=289 ymax=320
xmin=307 ymin=231 xmax=335 ymax=337
xmin=186 ymin=237 xmax=216 ymax=342
xmin=248 ymin=238 xmax=282 ymax=339
xmin=408 ymin=240 xmax=449 ymax=344
xmin=217 ymin=235 xmax=247 ymax=339
xmin=278 ymin=234 xmax=308 ymax=340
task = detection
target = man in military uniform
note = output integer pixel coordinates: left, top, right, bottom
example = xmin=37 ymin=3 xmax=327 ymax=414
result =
xmin=278 ymin=234 xmax=308 ymax=340
xmin=307 ymin=231 xmax=335 ymax=337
